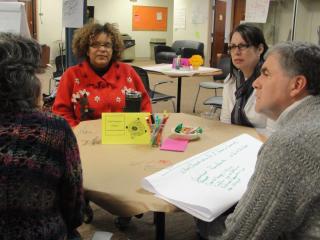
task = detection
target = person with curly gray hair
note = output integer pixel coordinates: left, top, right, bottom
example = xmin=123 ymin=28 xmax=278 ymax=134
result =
xmin=0 ymin=33 xmax=84 ymax=239
xmin=201 ymin=42 xmax=320 ymax=240
xmin=52 ymin=22 xmax=152 ymax=127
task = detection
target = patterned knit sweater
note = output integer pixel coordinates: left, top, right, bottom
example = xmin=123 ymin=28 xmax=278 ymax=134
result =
xmin=219 ymin=96 xmax=320 ymax=240
xmin=0 ymin=110 xmax=84 ymax=240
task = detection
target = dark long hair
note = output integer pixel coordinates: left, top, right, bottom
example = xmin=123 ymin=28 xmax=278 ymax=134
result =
xmin=0 ymin=33 xmax=41 ymax=112
xmin=229 ymin=24 xmax=268 ymax=78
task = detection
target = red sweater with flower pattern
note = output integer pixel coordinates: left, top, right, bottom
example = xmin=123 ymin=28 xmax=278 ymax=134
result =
xmin=52 ymin=60 xmax=152 ymax=127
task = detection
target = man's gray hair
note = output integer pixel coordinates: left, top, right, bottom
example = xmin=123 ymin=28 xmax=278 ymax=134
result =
xmin=265 ymin=41 xmax=320 ymax=95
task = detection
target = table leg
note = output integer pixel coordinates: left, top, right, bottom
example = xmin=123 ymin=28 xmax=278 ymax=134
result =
xmin=177 ymin=77 xmax=182 ymax=113
xmin=154 ymin=212 xmax=165 ymax=240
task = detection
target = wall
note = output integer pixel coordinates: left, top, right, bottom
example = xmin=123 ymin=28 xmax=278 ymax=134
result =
xmin=173 ymin=0 xmax=212 ymax=65
xmin=251 ymin=0 xmax=295 ymax=46
xmin=295 ymin=0 xmax=320 ymax=44
xmin=250 ymin=0 xmax=320 ymax=46
xmin=37 ymin=0 xmax=64 ymax=61
xmin=93 ymin=0 xmax=173 ymax=59
xmin=37 ymin=0 xmax=173 ymax=61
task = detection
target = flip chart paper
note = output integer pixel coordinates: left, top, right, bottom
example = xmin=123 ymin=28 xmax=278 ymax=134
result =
xmin=142 ymin=134 xmax=262 ymax=222
xmin=0 ymin=2 xmax=30 ymax=38
xmin=101 ymin=112 xmax=150 ymax=144
xmin=0 ymin=2 xmax=21 ymax=34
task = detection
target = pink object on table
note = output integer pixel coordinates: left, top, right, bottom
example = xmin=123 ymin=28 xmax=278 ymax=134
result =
xmin=172 ymin=58 xmax=190 ymax=69
xmin=160 ymin=138 xmax=189 ymax=152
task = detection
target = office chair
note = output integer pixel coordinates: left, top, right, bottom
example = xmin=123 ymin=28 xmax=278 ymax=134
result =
xmin=192 ymin=55 xmax=230 ymax=113
xmin=43 ymin=55 xmax=66 ymax=112
xmin=132 ymin=65 xmax=176 ymax=112
xmin=48 ymin=54 xmax=66 ymax=94
xmin=203 ymin=95 xmax=223 ymax=118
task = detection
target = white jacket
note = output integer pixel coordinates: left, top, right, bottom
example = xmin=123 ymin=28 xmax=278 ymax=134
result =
xmin=220 ymin=74 xmax=274 ymax=136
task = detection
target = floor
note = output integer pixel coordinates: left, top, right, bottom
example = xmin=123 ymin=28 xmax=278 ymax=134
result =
xmin=37 ymin=59 xmax=222 ymax=240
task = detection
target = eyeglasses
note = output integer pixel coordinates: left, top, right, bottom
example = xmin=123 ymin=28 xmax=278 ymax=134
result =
xmin=227 ymin=43 xmax=251 ymax=53
xmin=90 ymin=42 xmax=113 ymax=49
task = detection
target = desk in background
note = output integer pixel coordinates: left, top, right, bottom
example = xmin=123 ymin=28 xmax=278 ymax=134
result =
xmin=141 ymin=65 xmax=222 ymax=113
xmin=74 ymin=113 xmax=260 ymax=240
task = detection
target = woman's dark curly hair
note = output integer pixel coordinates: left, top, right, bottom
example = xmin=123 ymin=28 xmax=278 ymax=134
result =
xmin=0 ymin=33 xmax=41 ymax=112
xmin=72 ymin=22 xmax=124 ymax=62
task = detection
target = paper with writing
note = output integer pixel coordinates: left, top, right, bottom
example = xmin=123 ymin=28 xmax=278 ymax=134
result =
xmin=245 ymin=0 xmax=270 ymax=23
xmin=101 ymin=112 xmax=151 ymax=144
xmin=141 ymin=134 xmax=262 ymax=222
xmin=62 ymin=0 xmax=84 ymax=28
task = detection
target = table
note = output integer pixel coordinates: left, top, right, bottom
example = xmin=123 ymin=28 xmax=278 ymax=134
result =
xmin=141 ymin=64 xmax=222 ymax=113
xmin=73 ymin=113 xmax=260 ymax=239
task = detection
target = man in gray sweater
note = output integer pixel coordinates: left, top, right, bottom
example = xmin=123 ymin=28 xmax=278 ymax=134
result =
xmin=203 ymin=42 xmax=320 ymax=240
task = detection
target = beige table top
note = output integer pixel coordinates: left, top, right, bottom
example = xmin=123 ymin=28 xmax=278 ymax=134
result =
xmin=73 ymin=113 xmax=260 ymax=217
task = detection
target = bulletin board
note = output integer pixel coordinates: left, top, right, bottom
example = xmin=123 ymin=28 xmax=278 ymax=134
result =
xmin=132 ymin=5 xmax=167 ymax=31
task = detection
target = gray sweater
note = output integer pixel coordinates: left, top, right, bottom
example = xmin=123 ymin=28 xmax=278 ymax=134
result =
xmin=219 ymin=96 xmax=320 ymax=240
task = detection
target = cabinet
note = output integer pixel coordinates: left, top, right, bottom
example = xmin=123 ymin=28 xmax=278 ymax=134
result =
xmin=251 ymin=0 xmax=320 ymax=46
xmin=40 ymin=44 xmax=50 ymax=68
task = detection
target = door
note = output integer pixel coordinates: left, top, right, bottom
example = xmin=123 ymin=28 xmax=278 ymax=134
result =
xmin=232 ymin=0 xmax=246 ymax=29
xmin=210 ymin=0 xmax=227 ymax=67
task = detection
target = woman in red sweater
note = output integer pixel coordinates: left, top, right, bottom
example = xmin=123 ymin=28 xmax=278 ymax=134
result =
xmin=53 ymin=22 xmax=152 ymax=127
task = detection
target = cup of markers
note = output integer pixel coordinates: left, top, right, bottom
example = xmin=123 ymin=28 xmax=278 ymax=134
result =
xmin=149 ymin=113 xmax=169 ymax=147
xmin=150 ymin=123 xmax=165 ymax=147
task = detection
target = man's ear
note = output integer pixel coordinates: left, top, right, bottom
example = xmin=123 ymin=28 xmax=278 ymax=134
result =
xmin=290 ymin=75 xmax=308 ymax=97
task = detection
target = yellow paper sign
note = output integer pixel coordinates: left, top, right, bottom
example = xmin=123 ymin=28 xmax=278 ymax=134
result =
xmin=101 ymin=112 xmax=151 ymax=144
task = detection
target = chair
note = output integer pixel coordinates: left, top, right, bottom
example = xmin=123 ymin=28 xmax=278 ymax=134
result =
xmin=154 ymin=40 xmax=204 ymax=64
xmin=203 ymin=96 xmax=223 ymax=118
xmin=43 ymin=55 xmax=66 ymax=112
xmin=49 ymin=54 xmax=66 ymax=94
xmin=192 ymin=55 xmax=230 ymax=113
xmin=131 ymin=66 xmax=176 ymax=112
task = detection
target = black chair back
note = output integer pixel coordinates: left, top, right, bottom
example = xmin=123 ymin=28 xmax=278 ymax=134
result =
xmin=214 ymin=55 xmax=231 ymax=81
xmin=131 ymin=65 xmax=151 ymax=93
xmin=131 ymin=65 xmax=176 ymax=112
xmin=53 ymin=55 xmax=66 ymax=78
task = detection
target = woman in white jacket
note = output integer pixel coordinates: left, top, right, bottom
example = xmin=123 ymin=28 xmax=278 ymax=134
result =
xmin=220 ymin=24 xmax=274 ymax=135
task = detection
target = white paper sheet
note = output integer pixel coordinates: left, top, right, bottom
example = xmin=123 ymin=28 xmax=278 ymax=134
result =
xmin=174 ymin=8 xmax=186 ymax=29
xmin=245 ymin=0 xmax=270 ymax=23
xmin=141 ymin=134 xmax=262 ymax=222
xmin=62 ymin=0 xmax=84 ymax=28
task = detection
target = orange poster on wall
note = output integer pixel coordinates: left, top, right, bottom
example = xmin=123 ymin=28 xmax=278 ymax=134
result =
xmin=132 ymin=5 xmax=167 ymax=31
